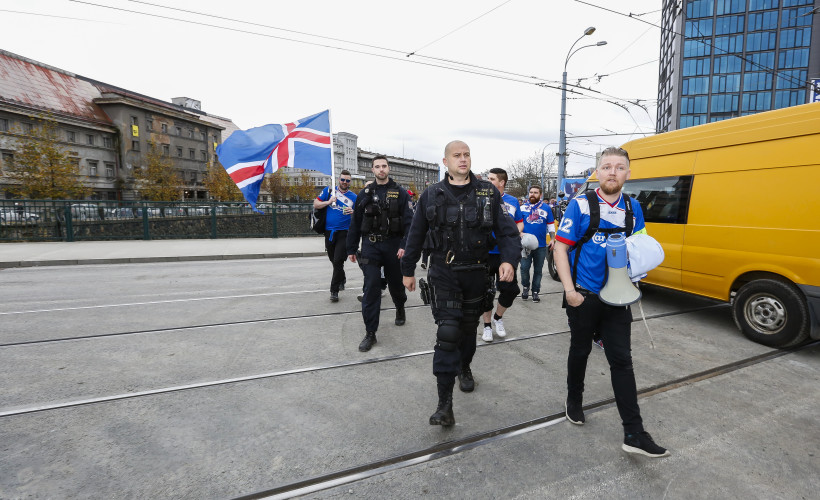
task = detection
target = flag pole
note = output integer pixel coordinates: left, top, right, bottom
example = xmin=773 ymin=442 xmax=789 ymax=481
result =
xmin=328 ymin=109 xmax=336 ymax=194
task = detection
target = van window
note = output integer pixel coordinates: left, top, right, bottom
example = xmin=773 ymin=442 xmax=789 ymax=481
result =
xmin=577 ymin=176 xmax=693 ymax=224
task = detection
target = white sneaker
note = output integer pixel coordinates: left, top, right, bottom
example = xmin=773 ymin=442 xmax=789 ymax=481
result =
xmin=493 ymin=318 xmax=507 ymax=338
xmin=482 ymin=326 xmax=494 ymax=342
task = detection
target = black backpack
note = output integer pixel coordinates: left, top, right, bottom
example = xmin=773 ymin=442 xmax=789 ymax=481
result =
xmin=570 ymin=189 xmax=634 ymax=285
xmin=310 ymin=207 xmax=326 ymax=234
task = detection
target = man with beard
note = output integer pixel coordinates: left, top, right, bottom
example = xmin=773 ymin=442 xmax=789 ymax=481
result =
xmin=348 ymin=155 xmax=413 ymax=352
xmin=314 ymin=170 xmax=356 ymax=302
xmin=520 ymin=184 xmax=555 ymax=303
xmin=553 ymin=146 xmax=669 ymax=458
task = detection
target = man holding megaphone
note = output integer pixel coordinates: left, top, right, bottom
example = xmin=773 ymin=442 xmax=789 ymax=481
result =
xmin=552 ymin=146 xmax=670 ymax=458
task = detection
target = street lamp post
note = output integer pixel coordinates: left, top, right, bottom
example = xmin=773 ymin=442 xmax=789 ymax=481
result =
xmin=556 ymin=27 xmax=606 ymax=199
xmin=539 ymin=142 xmax=557 ymax=196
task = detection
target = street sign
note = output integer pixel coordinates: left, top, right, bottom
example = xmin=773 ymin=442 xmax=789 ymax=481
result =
xmin=812 ymin=79 xmax=820 ymax=103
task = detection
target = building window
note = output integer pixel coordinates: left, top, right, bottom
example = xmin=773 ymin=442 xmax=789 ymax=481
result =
xmin=67 ymin=131 xmax=76 ymax=142
xmin=745 ymin=51 xmax=775 ymax=71
xmin=88 ymin=160 xmax=98 ymax=176
xmin=781 ymin=6 xmax=813 ymax=27
xmin=712 ymin=74 xmax=742 ymax=92
xmin=749 ymin=0 xmax=779 ymax=10
xmin=715 ymin=15 xmax=745 ymax=35
xmin=200 ymin=150 xmax=206 ymax=161
xmin=711 ymin=94 xmax=740 ymax=112
xmin=742 ymin=92 xmax=773 ymax=112
xmin=0 ymin=118 xmax=8 ymax=132
xmin=682 ymin=77 xmax=709 ymax=95
xmin=22 ymin=122 xmax=34 ymax=134
xmin=87 ymin=134 xmax=95 ymax=145
xmin=714 ymin=34 xmax=743 ymax=53
xmin=105 ymin=162 xmax=115 ymax=177
xmin=775 ymin=69 xmax=807 ymax=89
xmin=748 ymin=11 xmax=779 ymax=30
xmin=103 ymin=136 xmax=113 ymax=148
xmin=683 ymin=57 xmax=711 ymax=76
xmin=131 ymin=116 xmax=138 ymax=126
xmin=1 ymin=151 xmax=13 ymax=169
xmin=175 ymin=127 xmax=181 ymax=136
xmin=780 ymin=28 xmax=812 ymax=48
xmin=679 ymin=115 xmax=707 ymax=128
xmin=200 ymin=132 xmax=206 ymax=141
xmin=746 ymin=31 xmax=777 ymax=51
xmin=743 ymin=72 xmax=774 ymax=90
xmin=146 ymin=118 xmax=153 ymax=131
xmin=782 ymin=0 xmax=812 ymax=6
xmin=162 ymin=144 xmax=170 ymax=156
xmin=778 ymin=48 xmax=809 ymax=68
xmin=189 ymin=148 xmax=195 ymax=159
xmin=686 ymin=0 xmax=714 ymax=18
xmin=176 ymin=146 xmax=183 ymax=157
xmin=683 ymin=39 xmax=711 ymax=57
xmin=714 ymin=55 xmax=742 ymax=73
xmin=161 ymin=123 xmax=168 ymax=133
xmin=716 ymin=0 xmax=746 ymax=15
xmin=681 ymin=96 xmax=708 ymax=114
xmin=188 ymin=129 xmax=194 ymax=138
xmin=190 ymin=171 xmax=197 ymax=183
xmin=774 ymin=89 xmax=805 ymax=108
xmin=132 ymin=140 xmax=140 ymax=151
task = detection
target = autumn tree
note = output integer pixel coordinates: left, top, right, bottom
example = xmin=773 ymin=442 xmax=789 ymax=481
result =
xmin=203 ymin=162 xmax=244 ymax=202
xmin=291 ymin=171 xmax=316 ymax=202
xmin=134 ymin=139 xmax=182 ymax=201
xmin=4 ymin=115 xmax=90 ymax=199
xmin=264 ymin=169 xmax=288 ymax=202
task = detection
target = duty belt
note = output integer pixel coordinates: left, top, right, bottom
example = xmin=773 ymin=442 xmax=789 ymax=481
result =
xmin=367 ymin=234 xmax=390 ymax=242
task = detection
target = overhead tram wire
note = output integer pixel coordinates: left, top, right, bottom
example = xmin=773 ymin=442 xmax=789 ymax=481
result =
xmin=69 ymin=0 xmax=562 ymax=90
xmin=405 ymin=0 xmax=515 ymax=56
xmin=575 ymin=0 xmax=811 ymax=89
xmin=70 ymin=0 xmax=651 ymax=109
xmin=126 ymin=0 xmax=550 ymax=86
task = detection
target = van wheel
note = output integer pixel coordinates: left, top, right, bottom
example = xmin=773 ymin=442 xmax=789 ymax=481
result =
xmin=547 ymin=248 xmax=560 ymax=282
xmin=732 ymin=279 xmax=809 ymax=348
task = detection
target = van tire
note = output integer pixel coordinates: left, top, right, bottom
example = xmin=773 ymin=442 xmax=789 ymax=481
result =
xmin=547 ymin=248 xmax=560 ymax=282
xmin=732 ymin=279 xmax=809 ymax=348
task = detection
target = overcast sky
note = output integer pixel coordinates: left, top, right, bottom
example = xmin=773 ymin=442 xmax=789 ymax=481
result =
xmin=1 ymin=0 xmax=662 ymax=176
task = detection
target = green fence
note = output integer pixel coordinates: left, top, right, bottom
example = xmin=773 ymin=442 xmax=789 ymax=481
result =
xmin=0 ymin=200 xmax=319 ymax=242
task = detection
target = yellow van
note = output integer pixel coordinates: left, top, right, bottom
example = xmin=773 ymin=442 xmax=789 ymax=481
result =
xmin=583 ymin=102 xmax=820 ymax=347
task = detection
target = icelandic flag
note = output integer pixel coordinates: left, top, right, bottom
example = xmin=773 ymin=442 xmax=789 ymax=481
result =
xmin=216 ymin=110 xmax=332 ymax=211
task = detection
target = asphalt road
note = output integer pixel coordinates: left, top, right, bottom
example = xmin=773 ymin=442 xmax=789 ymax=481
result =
xmin=0 ymin=257 xmax=817 ymax=499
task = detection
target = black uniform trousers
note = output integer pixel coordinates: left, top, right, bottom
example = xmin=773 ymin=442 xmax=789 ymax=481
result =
xmin=360 ymin=236 xmax=406 ymax=333
xmin=566 ymin=291 xmax=643 ymax=434
xmin=428 ymin=261 xmax=486 ymax=385
xmin=324 ymin=229 xmax=348 ymax=294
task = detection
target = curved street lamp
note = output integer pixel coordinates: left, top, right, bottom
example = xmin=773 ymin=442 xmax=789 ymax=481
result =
xmin=556 ymin=27 xmax=606 ymax=198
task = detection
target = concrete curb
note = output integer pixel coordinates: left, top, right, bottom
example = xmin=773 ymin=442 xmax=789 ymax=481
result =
xmin=0 ymin=252 xmax=327 ymax=269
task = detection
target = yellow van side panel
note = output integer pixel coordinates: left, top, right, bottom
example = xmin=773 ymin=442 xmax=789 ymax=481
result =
xmin=627 ymin=151 xmax=697 ymax=178
xmin=644 ymin=223 xmax=684 ymax=289
xmin=688 ymin=165 xmax=820 ymax=230
xmin=693 ymin=134 xmax=819 ymax=175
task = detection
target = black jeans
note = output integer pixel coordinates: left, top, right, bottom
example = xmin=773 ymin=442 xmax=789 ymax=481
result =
xmin=566 ymin=292 xmax=643 ymax=434
xmin=324 ymin=230 xmax=348 ymax=293
xmin=360 ymin=237 xmax=406 ymax=333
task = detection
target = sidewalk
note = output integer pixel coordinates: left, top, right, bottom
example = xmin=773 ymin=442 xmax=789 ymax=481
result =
xmin=0 ymin=237 xmax=326 ymax=268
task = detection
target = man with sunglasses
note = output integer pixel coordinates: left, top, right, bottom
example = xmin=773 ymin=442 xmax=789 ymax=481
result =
xmin=314 ymin=170 xmax=357 ymax=302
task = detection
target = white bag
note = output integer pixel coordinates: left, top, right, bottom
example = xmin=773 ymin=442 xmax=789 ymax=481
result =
xmin=626 ymin=233 xmax=665 ymax=281
xmin=521 ymin=233 xmax=539 ymax=257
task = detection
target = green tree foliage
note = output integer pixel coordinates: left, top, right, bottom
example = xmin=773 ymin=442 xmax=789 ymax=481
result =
xmin=134 ymin=139 xmax=182 ymax=201
xmin=264 ymin=170 xmax=288 ymax=202
xmin=203 ymin=162 xmax=244 ymax=202
xmin=4 ymin=115 xmax=90 ymax=199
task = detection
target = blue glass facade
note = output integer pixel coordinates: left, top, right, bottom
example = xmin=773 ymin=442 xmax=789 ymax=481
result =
xmin=656 ymin=0 xmax=818 ymax=132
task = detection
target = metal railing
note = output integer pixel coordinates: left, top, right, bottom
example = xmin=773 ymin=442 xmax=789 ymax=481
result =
xmin=0 ymin=199 xmax=318 ymax=242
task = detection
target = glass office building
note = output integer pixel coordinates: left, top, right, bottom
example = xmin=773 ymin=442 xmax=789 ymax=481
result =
xmin=657 ymin=0 xmax=819 ymax=132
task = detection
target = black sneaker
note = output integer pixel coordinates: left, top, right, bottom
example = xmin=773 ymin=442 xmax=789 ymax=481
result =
xmin=458 ymin=366 xmax=475 ymax=392
xmin=339 ymin=279 xmax=346 ymax=291
xmin=330 ymin=291 xmax=339 ymax=302
xmin=532 ymin=291 xmax=540 ymax=303
xmin=622 ymin=431 xmax=670 ymax=458
xmin=522 ymin=287 xmax=529 ymax=300
xmin=565 ymin=399 xmax=585 ymax=425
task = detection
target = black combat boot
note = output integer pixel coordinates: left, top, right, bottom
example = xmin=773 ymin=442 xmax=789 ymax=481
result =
xmin=395 ymin=306 xmax=406 ymax=326
xmin=429 ymin=382 xmax=455 ymax=426
xmin=358 ymin=331 xmax=377 ymax=352
xmin=458 ymin=364 xmax=475 ymax=392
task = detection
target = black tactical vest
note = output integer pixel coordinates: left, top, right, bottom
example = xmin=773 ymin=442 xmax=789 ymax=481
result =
xmin=423 ymin=179 xmax=495 ymax=265
xmin=360 ymin=186 xmax=403 ymax=237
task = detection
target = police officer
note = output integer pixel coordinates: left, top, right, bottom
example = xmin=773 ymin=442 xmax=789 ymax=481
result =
xmin=402 ymin=140 xmax=521 ymax=426
xmin=347 ymin=155 xmax=413 ymax=352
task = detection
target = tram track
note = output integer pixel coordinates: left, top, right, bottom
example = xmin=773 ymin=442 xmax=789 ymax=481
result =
xmin=0 ymin=303 xmax=729 ymax=417
xmin=233 ymin=339 xmax=820 ymax=500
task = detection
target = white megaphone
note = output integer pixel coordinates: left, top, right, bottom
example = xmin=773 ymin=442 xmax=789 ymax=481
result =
xmin=599 ymin=233 xmax=641 ymax=306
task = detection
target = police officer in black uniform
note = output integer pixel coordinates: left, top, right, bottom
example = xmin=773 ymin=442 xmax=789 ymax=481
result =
xmin=348 ymin=155 xmax=413 ymax=352
xmin=402 ymin=140 xmax=521 ymax=426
